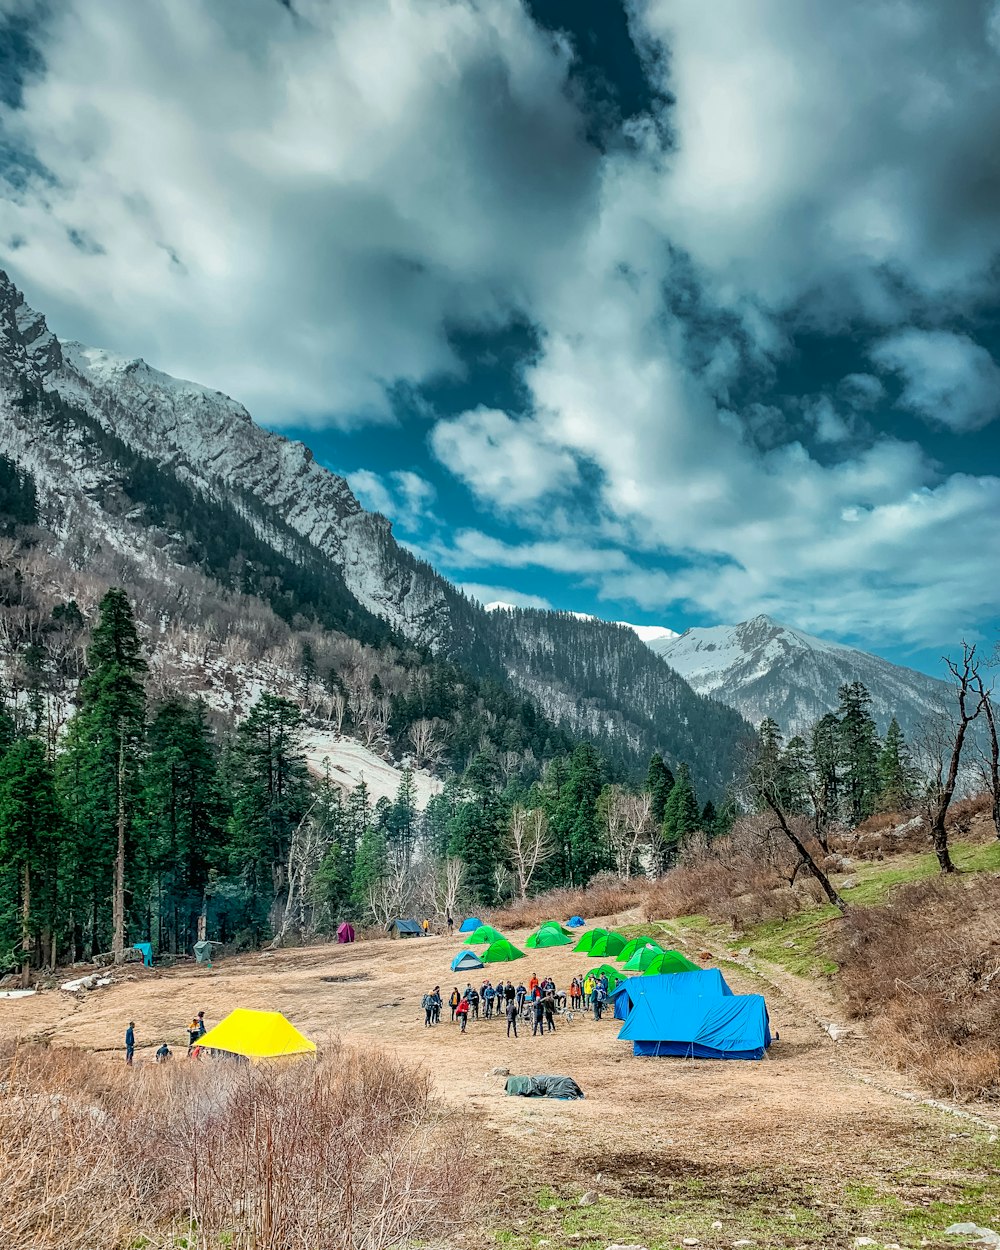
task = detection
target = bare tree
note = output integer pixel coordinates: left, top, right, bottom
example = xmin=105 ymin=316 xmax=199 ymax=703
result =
xmin=408 ymin=717 xmax=446 ymax=770
xmin=929 ymin=642 xmax=986 ymax=872
xmin=418 ymin=855 xmax=467 ymax=919
xmin=972 ymin=653 xmax=999 ymax=839
xmin=507 ymin=806 xmax=554 ymax=899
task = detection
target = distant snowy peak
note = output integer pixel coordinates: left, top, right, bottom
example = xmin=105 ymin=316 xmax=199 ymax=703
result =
xmin=0 ymin=271 xmax=62 ymax=377
xmin=484 ymin=601 xmax=678 ymax=644
xmin=648 ymin=614 xmax=950 ymax=738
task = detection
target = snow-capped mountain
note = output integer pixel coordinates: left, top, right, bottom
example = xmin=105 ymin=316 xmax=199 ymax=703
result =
xmin=0 ymin=270 xmax=750 ymax=791
xmin=485 ymin=601 xmax=678 ymax=645
xmin=648 ymin=615 xmax=952 ymax=739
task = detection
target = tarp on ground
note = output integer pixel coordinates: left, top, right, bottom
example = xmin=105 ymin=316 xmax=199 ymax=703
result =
xmin=584 ymin=963 xmax=627 ymax=991
xmin=618 ymin=986 xmax=771 ymax=1060
xmin=451 ymin=949 xmax=484 ymax=971
xmin=643 ymin=949 xmax=700 ymax=976
xmin=465 ymin=924 xmax=503 ymax=946
xmin=618 ymin=937 xmax=663 ymax=963
xmin=387 ymin=918 xmax=423 ymax=937
xmin=482 ymin=938 xmax=526 ymax=964
xmin=459 ymin=916 xmax=482 ymax=933
xmin=573 ymin=927 xmax=608 ymax=954
xmin=588 ymin=931 xmax=627 ymax=958
xmin=505 ymin=1074 xmax=585 ymax=1099
xmin=336 ymin=922 xmax=355 ymax=944
xmin=132 ymin=942 xmax=153 ymax=967
xmin=567 ymin=916 xmax=585 ymax=927
xmin=526 ymin=927 xmax=573 ymax=948
xmin=197 ymin=1008 xmax=317 ymax=1061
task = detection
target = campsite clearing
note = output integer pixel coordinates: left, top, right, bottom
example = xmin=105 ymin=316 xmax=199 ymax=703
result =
xmin=2 ymin=917 xmax=998 ymax=1248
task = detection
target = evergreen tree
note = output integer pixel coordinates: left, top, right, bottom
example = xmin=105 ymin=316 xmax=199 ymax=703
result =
xmin=878 ymin=717 xmax=918 ymax=812
xmin=386 ymin=767 xmax=417 ymax=868
xmin=837 ymin=682 xmax=881 ymax=826
xmin=227 ymin=693 xmax=310 ymax=936
xmin=810 ymin=712 xmax=841 ymax=830
xmin=700 ymin=799 xmax=717 ymax=835
xmin=449 ymin=752 xmax=504 ymax=902
xmin=562 ymin=742 xmax=606 ymax=885
xmin=0 ymin=736 xmax=62 ymax=980
xmin=351 ymin=821 xmax=388 ymax=914
xmin=662 ymin=762 xmax=701 ymax=853
xmin=646 ymin=752 xmax=675 ymax=825
xmin=137 ymin=698 xmax=222 ymax=952
xmin=58 ymin=588 xmax=147 ymax=959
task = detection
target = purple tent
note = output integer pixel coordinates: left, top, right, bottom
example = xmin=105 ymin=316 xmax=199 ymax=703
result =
xmin=337 ymin=922 xmax=356 ymax=944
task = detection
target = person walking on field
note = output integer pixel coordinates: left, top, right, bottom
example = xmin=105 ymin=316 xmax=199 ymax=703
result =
xmin=187 ymin=1016 xmax=201 ymax=1055
xmin=457 ymin=996 xmax=470 ymax=1033
xmin=125 ymin=1021 xmax=135 ymax=1067
xmin=449 ymin=986 xmax=460 ymax=1022
xmin=593 ymin=983 xmax=606 ymax=1021
xmin=506 ymin=996 xmax=519 ymax=1038
xmin=422 ymin=918 xmax=430 ymax=937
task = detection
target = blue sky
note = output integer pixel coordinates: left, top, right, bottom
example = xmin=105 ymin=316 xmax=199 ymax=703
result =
xmin=2 ymin=0 xmax=999 ymax=678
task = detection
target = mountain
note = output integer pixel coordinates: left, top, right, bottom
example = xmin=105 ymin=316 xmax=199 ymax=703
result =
xmin=0 ymin=271 xmax=750 ymax=792
xmin=648 ymin=615 xmax=952 ymax=740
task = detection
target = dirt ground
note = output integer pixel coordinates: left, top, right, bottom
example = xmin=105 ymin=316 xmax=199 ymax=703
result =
xmin=2 ymin=920 xmax=996 ymax=1247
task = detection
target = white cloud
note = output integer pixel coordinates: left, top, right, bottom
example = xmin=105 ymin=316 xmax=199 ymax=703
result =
xmin=347 ymin=467 xmax=436 ymax=533
xmin=458 ymin=583 xmax=552 ymax=610
xmin=870 ymin=329 xmax=1000 ymax=431
xmin=430 ymin=406 xmax=580 ymax=508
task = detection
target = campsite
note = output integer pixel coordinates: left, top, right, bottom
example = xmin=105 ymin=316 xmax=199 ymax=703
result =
xmin=3 ymin=902 xmax=998 ymax=1249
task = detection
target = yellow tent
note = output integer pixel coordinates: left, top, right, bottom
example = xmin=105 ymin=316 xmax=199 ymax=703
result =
xmin=196 ymin=1008 xmax=316 ymax=1061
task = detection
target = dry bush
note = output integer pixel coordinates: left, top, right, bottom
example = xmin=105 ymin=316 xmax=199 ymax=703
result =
xmin=0 ymin=1040 xmax=474 ymax=1250
xmin=643 ymin=817 xmax=830 ymax=932
xmin=832 ymin=813 xmax=931 ymax=861
xmin=829 ymin=875 xmax=1000 ymax=1101
xmin=488 ymin=872 xmax=649 ymax=930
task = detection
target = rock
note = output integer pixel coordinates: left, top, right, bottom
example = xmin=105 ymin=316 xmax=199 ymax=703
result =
xmin=604 ymin=1244 xmax=648 ymax=1250
xmin=738 ymin=946 xmax=752 ymax=957
xmin=682 ymin=1240 xmax=699 ymax=1247
xmin=821 ymin=1021 xmax=849 ymax=1041
xmin=733 ymin=1242 xmax=755 ymax=1247
xmin=883 ymin=1243 xmax=902 ymax=1249
xmin=840 ymin=877 xmax=858 ymax=889
xmin=711 ymin=1222 xmax=723 ymax=1231
xmin=488 ymin=1066 xmax=510 ymax=1076
xmin=579 ymin=1191 xmax=597 ymax=1207
xmin=853 ymin=1240 xmax=877 ymax=1247
xmin=944 ymin=1225 xmax=1000 ymax=1248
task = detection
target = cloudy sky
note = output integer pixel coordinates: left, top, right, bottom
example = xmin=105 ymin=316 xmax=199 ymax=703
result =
xmin=2 ymin=0 xmax=999 ymax=675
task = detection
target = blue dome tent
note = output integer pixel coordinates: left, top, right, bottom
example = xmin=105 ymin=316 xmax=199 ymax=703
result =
xmin=459 ymin=916 xmax=483 ymax=933
xmin=566 ymin=916 xmax=585 ymax=927
xmin=451 ymin=949 xmax=484 ymax=972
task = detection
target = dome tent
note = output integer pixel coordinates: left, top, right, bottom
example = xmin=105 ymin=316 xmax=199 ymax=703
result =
xmin=643 ymin=950 xmax=700 ymax=976
xmin=465 ymin=924 xmax=503 ymax=946
xmin=526 ymin=927 xmax=573 ymax=948
xmin=196 ymin=1009 xmax=316 ymax=1062
xmin=482 ymin=938 xmax=526 ymax=964
xmin=567 ymin=916 xmax=585 ymax=927
xmin=622 ymin=944 xmax=666 ymax=972
xmin=459 ymin=917 xmax=483 ymax=933
xmin=539 ymin=920 xmax=572 ymax=936
xmin=618 ymin=937 xmax=663 ymax=963
xmin=451 ymin=949 xmax=484 ymax=971
xmin=616 ymin=971 xmax=769 ymax=1060
xmin=573 ymin=927 xmax=608 ymax=954
xmin=336 ymin=922 xmax=355 ymax=944
xmin=588 ymin=931 xmax=627 ymax=958
xmin=584 ymin=963 xmax=627 ymax=991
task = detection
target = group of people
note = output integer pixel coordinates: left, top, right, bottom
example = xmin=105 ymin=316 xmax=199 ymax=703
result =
xmin=422 ymin=969 xmax=614 ymax=1038
xmin=124 ymin=1010 xmax=209 ymax=1066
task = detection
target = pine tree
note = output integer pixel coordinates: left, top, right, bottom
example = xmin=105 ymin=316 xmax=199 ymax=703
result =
xmin=646 ymin=752 xmax=675 ymax=825
xmin=662 ymin=762 xmax=700 ymax=854
xmin=449 ymin=752 xmax=504 ymax=902
xmin=878 ymin=717 xmax=918 ymax=813
xmin=700 ymin=799 xmax=717 ymax=835
xmin=564 ymin=742 xmax=606 ymax=885
xmin=0 ymin=736 xmax=62 ymax=982
xmin=837 ymin=682 xmax=881 ymax=826
xmin=58 ymin=588 xmax=147 ymax=960
xmin=810 ymin=712 xmax=841 ymax=832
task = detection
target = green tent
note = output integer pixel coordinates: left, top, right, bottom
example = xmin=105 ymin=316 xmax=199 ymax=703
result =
xmin=622 ymin=944 xmax=665 ymax=972
xmin=573 ymin=927 xmax=608 ymax=954
xmin=584 ymin=963 xmax=627 ymax=991
xmin=539 ymin=920 xmax=572 ymax=936
xmin=642 ymin=949 xmax=700 ymax=975
xmin=526 ymin=927 xmax=573 ymax=948
xmin=588 ymin=931 xmax=627 ymax=958
xmin=465 ymin=924 xmax=503 ymax=946
xmin=482 ymin=938 xmax=526 ymax=964
xmin=618 ymin=937 xmax=663 ymax=963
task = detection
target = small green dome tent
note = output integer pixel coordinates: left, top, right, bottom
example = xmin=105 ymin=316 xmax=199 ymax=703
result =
xmin=642 ymin=949 xmax=700 ymax=976
xmin=573 ymin=927 xmax=608 ymax=954
xmin=618 ymin=937 xmax=664 ymax=963
xmin=588 ymin=931 xmax=627 ymax=958
xmin=526 ymin=927 xmax=573 ymax=948
xmin=465 ymin=924 xmax=503 ymax=946
xmin=482 ymin=938 xmax=526 ymax=964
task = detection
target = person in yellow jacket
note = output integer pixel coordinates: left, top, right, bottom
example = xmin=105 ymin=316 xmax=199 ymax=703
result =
xmin=583 ymin=974 xmax=595 ymax=1007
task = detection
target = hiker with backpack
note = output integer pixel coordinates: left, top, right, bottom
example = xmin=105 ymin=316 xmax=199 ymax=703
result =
xmin=431 ymin=986 xmax=442 ymax=1024
xmin=468 ymin=986 xmax=480 ymax=1020
xmin=422 ymin=991 xmax=435 ymax=1028
xmin=506 ymin=995 xmax=519 ymax=1038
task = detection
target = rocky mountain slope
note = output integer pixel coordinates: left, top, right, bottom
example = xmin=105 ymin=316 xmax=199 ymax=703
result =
xmin=649 ymin=615 xmax=953 ymax=739
xmin=0 ymin=270 xmax=750 ymax=792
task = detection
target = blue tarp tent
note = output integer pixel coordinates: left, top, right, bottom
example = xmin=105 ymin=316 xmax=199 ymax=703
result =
xmin=132 ymin=942 xmax=153 ymax=967
xmin=387 ymin=918 xmax=423 ymax=938
xmin=613 ymin=969 xmax=730 ymax=1020
xmin=567 ymin=916 xmax=585 ymax=927
xmin=451 ymin=949 xmax=484 ymax=971
xmin=459 ymin=916 xmax=483 ymax=933
xmin=617 ymin=971 xmax=770 ymax=1060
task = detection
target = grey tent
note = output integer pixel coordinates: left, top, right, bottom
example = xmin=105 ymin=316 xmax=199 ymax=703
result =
xmin=194 ymin=940 xmax=219 ymax=966
xmin=387 ymin=918 xmax=423 ymax=938
xmin=505 ymin=1074 xmax=585 ymax=1100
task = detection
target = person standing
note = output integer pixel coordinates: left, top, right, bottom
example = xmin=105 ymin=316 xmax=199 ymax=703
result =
xmin=187 ymin=1016 xmax=201 ymax=1055
xmin=593 ymin=984 xmax=606 ymax=1021
xmin=515 ymin=982 xmax=526 ymax=1012
xmin=457 ymin=996 xmax=469 ymax=1033
xmin=431 ymin=986 xmax=442 ymax=1024
xmin=531 ymin=995 xmax=545 ymax=1037
xmin=529 ymin=972 xmax=539 ymax=997
xmin=468 ymin=986 xmax=480 ymax=1020
xmin=422 ymin=918 xmax=430 ymax=937
xmin=449 ymin=986 xmax=460 ymax=1022
xmin=197 ymin=1011 xmax=207 ymax=1037
xmin=583 ymin=974 xmax=594 ymax=1007
xmin=422 ymin=991 xmax=434 ymax=1028
xmin=543 ymin=991 xmax=556 ymax=1033
xmin=484 ymin=982 xmax=495 ymax=1019
xmin=506 ymin=995 xmax=519 ymax=1038
xmin=446 ymin=914 xmax=454 ymax=935
xmin=125 ymin=1021 xmax=135 ymax=1067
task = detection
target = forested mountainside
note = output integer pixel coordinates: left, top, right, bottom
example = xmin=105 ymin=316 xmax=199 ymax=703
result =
xmin=0 ymin=270 xmax=750 ymax=786
xmin=650 ymin=616 xmax=953 ymax=740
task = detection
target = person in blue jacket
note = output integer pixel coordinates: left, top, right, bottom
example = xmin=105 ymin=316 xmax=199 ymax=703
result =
xmin=125 ymin=1021 xmax=135 ymax=1067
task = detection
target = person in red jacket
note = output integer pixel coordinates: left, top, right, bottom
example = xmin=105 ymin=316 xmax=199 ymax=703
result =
xmin=456 ymin=996 xmax=470 ymax=1033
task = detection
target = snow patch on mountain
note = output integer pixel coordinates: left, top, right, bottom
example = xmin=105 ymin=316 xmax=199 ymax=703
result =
xmin=485 ymin=601 xmax=678 ymax=644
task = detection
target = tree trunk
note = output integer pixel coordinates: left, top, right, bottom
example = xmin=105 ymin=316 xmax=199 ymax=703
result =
xmin=763 ymin=794 xmax=846 ymax=909
xmin=20 ymin=861 xmax=31 ymax=989
xmin=981 ymin=693 xmax=999 ymax=840
xmin=111 ymin=733 xmax=127 ymax=964
xmin=930 ymin=719 xmax=973 ymax=874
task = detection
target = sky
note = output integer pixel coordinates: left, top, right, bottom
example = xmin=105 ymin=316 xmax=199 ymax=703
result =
xmin=1 ymin=0 xmax=999 ymax=678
